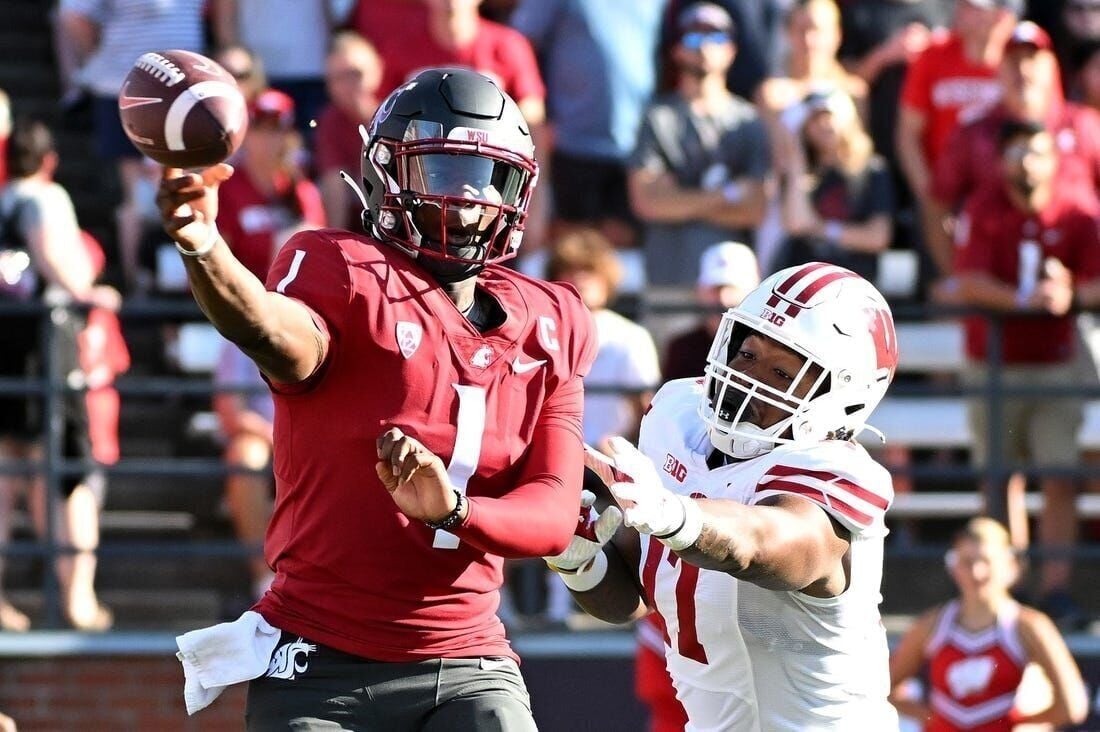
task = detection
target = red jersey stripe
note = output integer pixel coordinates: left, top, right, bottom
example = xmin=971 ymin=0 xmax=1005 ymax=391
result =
xmin=757 ymin=480 xmax=874 ymax=527
xmin=764 ymin=465 xmax=889 ymax=510
xmin=674 ymin=561 xmax=709 ymax=664
xmin=641 ymin=537 xmax=671 ymax=647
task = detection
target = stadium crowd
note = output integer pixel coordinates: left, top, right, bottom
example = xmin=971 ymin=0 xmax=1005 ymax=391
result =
xmin=2 ymin=0 xmax=1100 ymax=728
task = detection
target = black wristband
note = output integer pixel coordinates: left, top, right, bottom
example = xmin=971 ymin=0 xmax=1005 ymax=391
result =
xmin=653 ymin=513 xmax=688 ymax=541
xmin=423 ymin=490 xmax=466 ymax=531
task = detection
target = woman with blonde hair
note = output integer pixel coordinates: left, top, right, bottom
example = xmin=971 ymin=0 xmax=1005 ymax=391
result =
xmin=889 ymin=518 xmax=1087 ymax=730
xmin=756 ymin=0 xmax=867 ymax=164
xmin=753 ymin=0 xmax=867 ymax=270
xmin=777 ymin=88 xmax=892 ymax=281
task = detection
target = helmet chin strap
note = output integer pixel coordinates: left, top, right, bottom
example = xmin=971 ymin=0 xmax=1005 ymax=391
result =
xmin=709 ymin=419 xmax=791 ymax=460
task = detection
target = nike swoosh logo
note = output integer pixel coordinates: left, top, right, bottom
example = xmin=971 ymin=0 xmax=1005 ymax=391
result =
xmin=511 ymin=356 xmax=547 ymax=374
xmin=118 ymin=89 xmax=163 ymax=110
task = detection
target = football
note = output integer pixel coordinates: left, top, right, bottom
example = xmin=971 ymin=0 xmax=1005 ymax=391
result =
xmin=118 ymin=49 xmax=247 ymax=168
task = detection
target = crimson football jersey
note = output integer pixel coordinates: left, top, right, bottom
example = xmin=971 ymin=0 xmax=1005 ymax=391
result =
xmin=254 ymin=229 xmax=597 ymax=662
xmin=925 ymin=600 xmax=1027 ymax=731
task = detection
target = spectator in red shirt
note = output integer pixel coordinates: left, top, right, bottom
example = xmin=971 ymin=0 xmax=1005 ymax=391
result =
xmin=314 ymin=31 xmax=383 ymax=230
xmin=933 ymin=22 xmax=1100 ymax=214
xmin=351 ymin=0 xmax=429 ymax=91
xmin=370 ymin=0 xmax=551 ymax=250
xmin=361 ymin=0 xmax=546 ymax=118
xmin=936 ymin=120 xmax=1100 ymax=626
xmin=217 ymin=89 xmax=326 ymax=280
xmin=896 ymin=0 xmax=1019 ymax=276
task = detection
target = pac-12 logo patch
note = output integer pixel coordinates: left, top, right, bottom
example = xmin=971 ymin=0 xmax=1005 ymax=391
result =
xmin=396 ymin=321 xmax=422 ymax=359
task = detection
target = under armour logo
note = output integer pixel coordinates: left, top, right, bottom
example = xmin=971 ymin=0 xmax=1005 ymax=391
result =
xmin=265 ymin=637 xmax=317 ymax=680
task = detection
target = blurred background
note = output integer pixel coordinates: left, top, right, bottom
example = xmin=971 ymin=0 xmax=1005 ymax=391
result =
xmin=2 ymin=0 xmax=1100 ymax=729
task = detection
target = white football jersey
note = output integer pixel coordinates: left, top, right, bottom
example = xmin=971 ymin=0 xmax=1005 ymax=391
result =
xmin=637 ymin=379 xmax=899 ymax=732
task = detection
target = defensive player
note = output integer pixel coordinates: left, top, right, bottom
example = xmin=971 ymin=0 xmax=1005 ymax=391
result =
xmin=548 ymin=263 xmax=900 ymax=730
xmin=159 ymin=68 xmax=596 ymax=730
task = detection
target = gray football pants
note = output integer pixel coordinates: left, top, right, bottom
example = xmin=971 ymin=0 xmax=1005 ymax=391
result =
xmin=245 ymin=633 xmax=537 ymax=731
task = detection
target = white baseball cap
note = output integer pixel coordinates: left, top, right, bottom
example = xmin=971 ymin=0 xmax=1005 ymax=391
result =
xmin=698 ymin=241 xmax=759 ymax=289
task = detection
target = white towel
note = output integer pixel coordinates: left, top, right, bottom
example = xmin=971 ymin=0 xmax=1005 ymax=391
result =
xmin=175 ymin=610 xmax=282 ymax=715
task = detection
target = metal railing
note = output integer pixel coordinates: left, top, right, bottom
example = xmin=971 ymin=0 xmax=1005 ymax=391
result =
xmin=0 ymin=297 xmax=1097 ymax=629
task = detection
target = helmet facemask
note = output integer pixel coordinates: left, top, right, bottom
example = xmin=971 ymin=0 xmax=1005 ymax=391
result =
xmin=700 ymin=316 xmax=833 ymax=460
xmin=366 ymin=121 xmax=537 ymax=279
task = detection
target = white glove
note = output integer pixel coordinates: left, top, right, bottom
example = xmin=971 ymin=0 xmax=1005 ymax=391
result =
xmin=545 ymin=490 xmax=623 ymax=574
xmin=605 ymin=437 xmax=703 ymax=551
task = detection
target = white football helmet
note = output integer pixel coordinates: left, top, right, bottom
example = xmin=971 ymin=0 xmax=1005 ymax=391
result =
xmin=699 ymin=262 xmax=899 ymax=459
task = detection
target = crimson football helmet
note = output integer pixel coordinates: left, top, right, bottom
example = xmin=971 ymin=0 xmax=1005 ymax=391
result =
xmin=699 ymin=263 xmax=899 ymax=459
xmin=360 ymin=67 xmax=538 ymax=279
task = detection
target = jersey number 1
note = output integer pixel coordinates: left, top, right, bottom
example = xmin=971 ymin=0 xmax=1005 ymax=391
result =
xmin=433 ymin=384 xmax=487 ymax=549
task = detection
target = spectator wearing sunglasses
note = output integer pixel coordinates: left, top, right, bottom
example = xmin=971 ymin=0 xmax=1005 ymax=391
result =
xmin=211 ymin=0 xmax=350 ymax=139
xmin=628 ymin=2 xmax=769 ymax=287
xmin=214 ymin=44 xmax=268 ymax=106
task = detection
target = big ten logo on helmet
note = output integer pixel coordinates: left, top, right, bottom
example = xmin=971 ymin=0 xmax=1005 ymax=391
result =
xmin=663 ymin=454 xmax=688 ymax=483
xmin=760 ymin=308 xmax=786 ymax=327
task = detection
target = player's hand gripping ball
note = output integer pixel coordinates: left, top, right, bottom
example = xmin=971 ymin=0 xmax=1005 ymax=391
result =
xmin=118 ymin=49 xmax=247 ymax=168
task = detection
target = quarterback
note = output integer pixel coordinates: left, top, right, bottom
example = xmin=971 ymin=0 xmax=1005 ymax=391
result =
xmin=160 ymin=68 xmax=596 ymax=730
xmin=550 ymin=263 xmax=901 ymax=730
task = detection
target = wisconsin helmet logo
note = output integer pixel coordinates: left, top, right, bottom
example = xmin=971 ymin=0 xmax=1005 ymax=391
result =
xmin=265 ymin=637 xmax=317 ymax=680
xmin=396 ymin=321 xmax=422 ymax=359
xmin=471 ymin=345 xmax=493 ymax=368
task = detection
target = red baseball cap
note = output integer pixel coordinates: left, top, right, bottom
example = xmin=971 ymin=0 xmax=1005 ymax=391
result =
xmin=249 ymin=89 xmax=295 ymax=129
xmin=1005 ymin=21 xmax=1054 ymax=53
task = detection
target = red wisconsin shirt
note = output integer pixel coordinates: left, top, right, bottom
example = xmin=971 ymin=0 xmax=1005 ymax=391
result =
xmin=367 ymin=16 xmax=545 ymax=102
xmin=933 ymin=102 xmax=1100 ymax=208
xmin=901 ymin=32 xmax=1002 ymax=169
xmin=254 ymin=230 xmax=597 ymax=661
xmin=955 ymin=185 xmax=1100 ymax=364
xmin=217 ymin=169 xmax=326 ymax=280
xmin=925 ymin=600 xmax=1027 ymax=732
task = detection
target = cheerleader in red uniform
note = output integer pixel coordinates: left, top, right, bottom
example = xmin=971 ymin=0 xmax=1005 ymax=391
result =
xmin=889 ymin=518 xmax=1087 ymax=730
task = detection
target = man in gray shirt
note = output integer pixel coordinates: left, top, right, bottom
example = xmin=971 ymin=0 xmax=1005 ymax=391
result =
xmin=629 ymin=2 xmax=770 ymax=286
